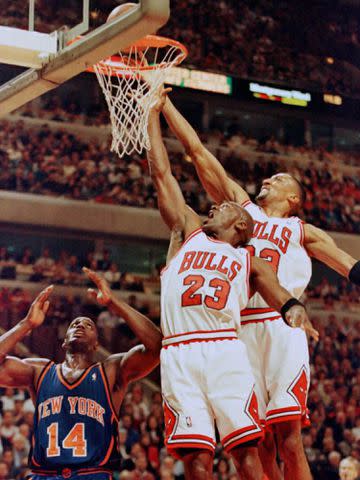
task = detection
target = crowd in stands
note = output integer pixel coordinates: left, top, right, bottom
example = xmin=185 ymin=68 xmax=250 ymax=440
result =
xmin=1 ymin=0 xmax=359 ymax=95
xmin=0 ymin=296 xmax=358 ymax=479
xmin=0 ymin=243 xmax=149 ymax=293
xmin=0 ymin=119 xmax=359 ymax=234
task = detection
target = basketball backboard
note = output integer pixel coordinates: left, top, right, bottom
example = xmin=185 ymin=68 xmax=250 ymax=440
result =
xmin=0 ymin=0 xmax=170 ymax=116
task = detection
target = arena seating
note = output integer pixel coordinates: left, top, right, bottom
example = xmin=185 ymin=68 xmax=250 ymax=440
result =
xmin=1 ymin=0 xmax=359 ymax=95
xmin=0 ymin=119 xmax=359 ymax=233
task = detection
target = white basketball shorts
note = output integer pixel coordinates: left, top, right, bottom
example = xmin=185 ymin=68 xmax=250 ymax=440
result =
xmin=240 ymin=318 xmax=310 ymax=429
xmin=161 ymin=332 xmax=263 ymax=458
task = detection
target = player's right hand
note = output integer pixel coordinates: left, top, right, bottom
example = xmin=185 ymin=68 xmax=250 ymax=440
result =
xmin=152 ymin=85 xmax=173 ymax=113
xmin=285 ymin=305 xmax=319 ymax=342
xmin=24 ymin=285 xmax=53 ymax=328
xmin=83 ymin=267 xmax=112 ymax=306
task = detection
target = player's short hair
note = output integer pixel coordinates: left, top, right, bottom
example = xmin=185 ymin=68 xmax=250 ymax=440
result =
xmin=292 ymin=176 xmax=306 ymax=207
xmin=288 ymin=176 xmax=306 ymax=215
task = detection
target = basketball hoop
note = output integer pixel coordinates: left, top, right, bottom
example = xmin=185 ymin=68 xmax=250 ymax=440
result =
xmin=88 ymin=35 xmax=188 ymax=157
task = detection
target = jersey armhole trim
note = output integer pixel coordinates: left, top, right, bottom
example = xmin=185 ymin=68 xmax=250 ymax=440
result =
xmin=241 ymin=200 xmax=252 ymax=208
xmin=99 ymin=363 xmax=119 ymax=422
xmin=298 ymin=220 xmax=305 ymax=248
xmin=161 ymin=228 xmax=203 ymax=275
xmin=245 ymin=250 xmax=251 ymax=301
xmin=35 ymin=360 xmax=53 ymax=394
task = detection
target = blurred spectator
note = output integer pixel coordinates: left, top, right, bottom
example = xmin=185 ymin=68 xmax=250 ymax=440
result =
xmin=339 ymin=456 xmax=360 ymax=480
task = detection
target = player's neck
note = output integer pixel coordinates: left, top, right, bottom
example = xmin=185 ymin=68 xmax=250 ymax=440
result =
xmin=260 ymin=202 xmax=290 ymax=218
xmin=64 ymin=352 xmax=94 ymax=371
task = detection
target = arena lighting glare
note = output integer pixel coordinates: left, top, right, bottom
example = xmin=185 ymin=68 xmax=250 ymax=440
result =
xmin=165 ymin=67 xmax=233 ymax=95
xmin=249 ymin=82 xmax=311 ymax=107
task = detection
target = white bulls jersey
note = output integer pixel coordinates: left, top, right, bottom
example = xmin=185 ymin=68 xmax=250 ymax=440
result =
xmin=241 ymin=200 xmax=312 ymax=324
xmin=161 ymin=228 xmax=251 ymax=342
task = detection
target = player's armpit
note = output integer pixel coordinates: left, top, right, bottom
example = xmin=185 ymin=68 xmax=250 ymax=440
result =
xmin=304 ymin=223 xmax=357 ymax=277
xmin=0 ymin=356 xmax=37 ymax=388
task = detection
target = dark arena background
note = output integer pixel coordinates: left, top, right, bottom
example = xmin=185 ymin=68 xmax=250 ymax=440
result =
xmin=0 ymin=1 xmax=359 ymax=479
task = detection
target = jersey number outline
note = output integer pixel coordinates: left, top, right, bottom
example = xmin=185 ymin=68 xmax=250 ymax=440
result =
xmin=246 ymin=246 xmax=280 ymax=273
xmin=47 ymin=422 xmax=87 ymax=458
xmin=181 ymin=274 xmax=231 ymax=310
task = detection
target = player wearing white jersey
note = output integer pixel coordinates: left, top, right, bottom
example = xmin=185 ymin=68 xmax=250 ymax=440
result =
xmin=162 ymin=95 xmax=360 ymax=480
xmin=147 ymin=91 xmax=316 ymax=480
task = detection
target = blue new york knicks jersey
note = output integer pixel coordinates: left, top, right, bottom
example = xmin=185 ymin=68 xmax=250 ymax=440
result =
xmin=30 ymin=361 xmax=119 ymax=475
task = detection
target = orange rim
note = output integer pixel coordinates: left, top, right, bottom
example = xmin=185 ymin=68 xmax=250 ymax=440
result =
xmin=69 ymin=34 xmax=188 ymax=76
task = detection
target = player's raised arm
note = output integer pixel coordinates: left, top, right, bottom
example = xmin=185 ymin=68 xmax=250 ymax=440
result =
xmin=0 ymin=286 xmax=53 ymax=388
xmin=249 ymin=257 xmax=319 ymax=341
xmin=163 ymin=96 xmax=249 ymax=205
xmin=84 ymin=268 xmax=162 ymax=382
xmin=147 ymin=91 xmax=201 ymax=237
xmin=304 ymin=223 xmax=359 ymax=282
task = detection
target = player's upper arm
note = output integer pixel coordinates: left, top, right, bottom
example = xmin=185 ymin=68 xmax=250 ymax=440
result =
xmin=108 ymin=345 xmax=160 ymax=386
xmin=191 ymin=144 xmax=250 ymax=205
xmin=304 ymin=223 xmax=356 ymax=277
xmin=0 ymin=356 xmax=40 ymax=388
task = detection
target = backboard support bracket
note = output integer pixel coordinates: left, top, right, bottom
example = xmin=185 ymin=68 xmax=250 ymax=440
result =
xmin=0 ymin=0 xmax=170 ymax=116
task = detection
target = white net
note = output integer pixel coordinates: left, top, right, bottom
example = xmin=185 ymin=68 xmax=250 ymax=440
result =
xmin=92 ymin=36 xmax=187 ymax=158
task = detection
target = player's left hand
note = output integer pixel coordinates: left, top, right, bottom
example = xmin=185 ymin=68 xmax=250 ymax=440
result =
xmin=83 ymin=267 xmax=112 ymax=306
xmin=152 ymin=85 xmax=172 ymax=113
xmin=285 ymin=305 xmax=319 ymax=342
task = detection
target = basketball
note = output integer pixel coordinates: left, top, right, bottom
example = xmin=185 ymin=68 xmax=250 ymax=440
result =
xmin=107 ymin=2 xmax=138 ymax=23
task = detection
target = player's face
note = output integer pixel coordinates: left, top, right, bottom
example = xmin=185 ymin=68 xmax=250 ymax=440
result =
xmin=256 ymin=173 xmax=296 ymax=204
xmin=203 ymin=202 xmax=250 ymax=246
xmin=339 ymin=460 xmax=358 ymax=480
xmin=203 ymin=202 xmax=240 ymax=231
xmin=64 ymin=317 xmax=98 ymax=351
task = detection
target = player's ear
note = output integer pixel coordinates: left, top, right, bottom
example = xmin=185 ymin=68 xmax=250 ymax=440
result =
xmin=288 ymin=192 xmax=300 ymax=214
xmin=234 ymin=218 xmax=247 ymax=234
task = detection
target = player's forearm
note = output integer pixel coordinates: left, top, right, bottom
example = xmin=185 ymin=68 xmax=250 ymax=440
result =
xmin=304 ymin=224 xmax=358 ymax=279
xmin=147 ymin=110 xmax=187 ymax=230
xmin=256 ymin=278 xmax=292 ymax=312
xmin=147 ymin=110 xmax=172 ymax=179
xmin=0 ymin=319 xmax=33 ymax=364
xmin=312 ymin=247 xmax=357 ymax=279
xmin=108 ymin=296 xmax=162 ymax=354
xmin=163 ymin=98 xmax=203 ymax=155
xmin=251 ymin=257 xmax=292 ymax=312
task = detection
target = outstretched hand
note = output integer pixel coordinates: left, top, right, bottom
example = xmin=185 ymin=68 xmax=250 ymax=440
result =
xmin=285 ymin=305 xmax=319 ymax=342
xmin=25 ymin=285 xmax=54 ymax=328
xmin=152 ymin=85 xmax=173 ymax=113
xmin=83 ymin=267 xmax=112 ymax=306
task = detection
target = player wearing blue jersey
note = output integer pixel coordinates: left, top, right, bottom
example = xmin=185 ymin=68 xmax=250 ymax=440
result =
xmin=0 ymin=268 xmax=162 ymax=480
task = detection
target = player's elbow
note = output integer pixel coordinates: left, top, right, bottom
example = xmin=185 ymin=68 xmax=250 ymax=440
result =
xmin=186 ymin=143 xmax=206 ymax=164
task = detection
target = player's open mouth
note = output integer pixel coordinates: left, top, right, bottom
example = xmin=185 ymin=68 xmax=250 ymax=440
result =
xmin=73 ymin=329 xmax=85 ymax=337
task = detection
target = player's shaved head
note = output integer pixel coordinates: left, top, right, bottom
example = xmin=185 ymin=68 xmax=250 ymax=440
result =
xmin=203 ymin=201 xmax=254 ymax=247
xmin=229 ymin=202 xmax=254 ymax=244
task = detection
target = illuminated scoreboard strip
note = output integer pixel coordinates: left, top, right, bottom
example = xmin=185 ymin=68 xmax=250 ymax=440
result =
xmin=249 ymin=82 xmax=311 ymax=107
xmin=165 ymin=67 xmax=232 ymax=95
